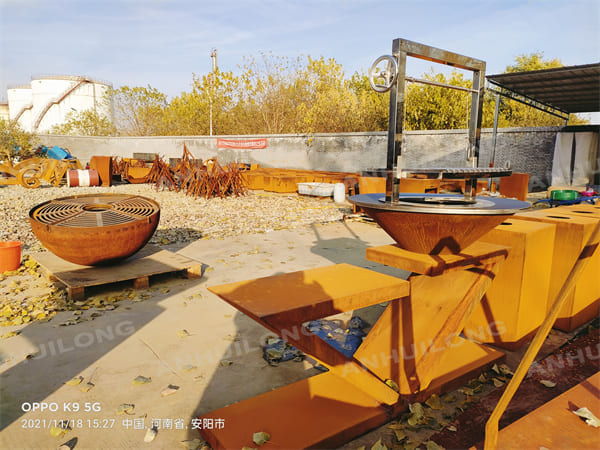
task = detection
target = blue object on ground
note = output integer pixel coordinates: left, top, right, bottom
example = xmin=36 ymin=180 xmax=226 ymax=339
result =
xmin=46 ymin=145 xmax=74 ymax=160
xmin=306 ymin=317 xmax=366 ymax=358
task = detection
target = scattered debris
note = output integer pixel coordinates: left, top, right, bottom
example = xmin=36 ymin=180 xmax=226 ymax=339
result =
xmin=573 ymin=407 xmax=600 ymax=428
xmin=161 ymin=384 xmax=180 ymax=397
xmin=133 ymin=375 xmax=152 ymax=385
xmin=65 ymin=376 xmax=83 ymax=386
xmin=116 ymin=404 xmax=135 ymax=415
xmin=252 ymin=431 xmax=271 ymax=446
xmin=262 ymin=336 xmax=304 ymax=365
xmin=144 ymin=426 xmax=158 ymax=443
xmin=539 ymin=380 xmax=557 ymax=388
xmin=180 ymin=438 xmax=205 ymax=450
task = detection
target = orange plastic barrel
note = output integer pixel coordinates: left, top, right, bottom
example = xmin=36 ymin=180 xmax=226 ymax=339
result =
xmin=0 ymin=241 xmax=22 ymax=272
xmin=67 ymin=169 xmax=100 ymax=187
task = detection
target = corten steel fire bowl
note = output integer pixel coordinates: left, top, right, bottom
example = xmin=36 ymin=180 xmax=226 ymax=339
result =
xmin=29 ymin=194 xmax=160 ymax=266
xmin=350 ymin=193 xmax=530 ymax=254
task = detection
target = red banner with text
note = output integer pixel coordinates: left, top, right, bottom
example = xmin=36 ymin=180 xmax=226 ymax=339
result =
xmin=217 ymin=138 xmax=267 ymax=149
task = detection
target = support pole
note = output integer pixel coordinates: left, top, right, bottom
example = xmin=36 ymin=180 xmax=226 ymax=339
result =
xmin=484 ymin=219 xmax=600 ymax=449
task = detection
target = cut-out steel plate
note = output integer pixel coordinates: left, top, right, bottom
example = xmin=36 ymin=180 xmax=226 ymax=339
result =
xmin=29 ymin=194 xmax=160 ymax=266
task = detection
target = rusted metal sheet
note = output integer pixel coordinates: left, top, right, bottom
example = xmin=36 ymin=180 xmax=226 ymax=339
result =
xmin=29 ymin=194 xmax=160 ymax=266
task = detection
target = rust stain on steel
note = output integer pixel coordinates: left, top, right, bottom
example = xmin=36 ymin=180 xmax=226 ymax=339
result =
xmin=29 ymin=194 xmax=160 ymax=266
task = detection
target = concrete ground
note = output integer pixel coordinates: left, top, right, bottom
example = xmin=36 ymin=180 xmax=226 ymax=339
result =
xmin=1 ymin=220 xmax=410 ymax=449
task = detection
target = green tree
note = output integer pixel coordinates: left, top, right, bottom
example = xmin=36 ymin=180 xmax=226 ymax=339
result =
xmin=0 ymin=118 xmax=39 ymax=162
xmin=109 ymin=85 xmax=169 ymax=135
xmin=50 ymin=108 xmax=115 ymax=136
xmin=233 ymin=52 xmax=307 ymax=134
xmin=404 ymin=70 xmax=475 ymax=131
xmin=166 ymin=70 xmax=240 ymax=135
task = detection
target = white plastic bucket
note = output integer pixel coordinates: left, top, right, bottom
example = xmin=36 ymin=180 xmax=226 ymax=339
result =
xmin=333 ymin=183 xmax=345 ymax=203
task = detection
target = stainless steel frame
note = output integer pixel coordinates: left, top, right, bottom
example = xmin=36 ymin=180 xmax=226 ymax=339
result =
xmin=381 ymin=39 xmax=487 ymax=202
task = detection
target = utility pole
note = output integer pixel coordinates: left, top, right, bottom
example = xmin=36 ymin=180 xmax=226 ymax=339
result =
xmin=209 ymin=48 xmax=218 ymax=136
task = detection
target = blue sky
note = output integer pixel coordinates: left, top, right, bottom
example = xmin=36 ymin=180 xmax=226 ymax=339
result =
xmin=1 ymin=0 xmax=598 ymax=114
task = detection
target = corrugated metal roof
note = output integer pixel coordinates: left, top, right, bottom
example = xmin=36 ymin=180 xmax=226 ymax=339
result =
xmin=487 ymin=63 xmax=600 ymax=113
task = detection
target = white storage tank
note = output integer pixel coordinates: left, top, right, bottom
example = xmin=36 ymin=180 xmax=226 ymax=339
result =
xmin=0 ymin=103 xmax=9 ymax=121
xmin=7 ymin=85 xmax=33 ymax=131
xmin=30 ymin=75 xmax=112 ymax=132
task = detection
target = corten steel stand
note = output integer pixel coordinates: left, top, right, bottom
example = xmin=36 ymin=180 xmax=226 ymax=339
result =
xmin=200 ymin=243 xmax=508 ymax=449
xmin=199 ymin=39 xmax=526 ymax=448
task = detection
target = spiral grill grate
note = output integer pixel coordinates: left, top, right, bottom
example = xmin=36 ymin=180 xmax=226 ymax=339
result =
xmin=31 ymin=195 xmax=160 ymax=228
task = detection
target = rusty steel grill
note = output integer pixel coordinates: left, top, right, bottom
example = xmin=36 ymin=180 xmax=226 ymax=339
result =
xmin=32 ymin=195 xmax=159 ymax=227
xmin=29 ymin=194 xmax=160 ymax=265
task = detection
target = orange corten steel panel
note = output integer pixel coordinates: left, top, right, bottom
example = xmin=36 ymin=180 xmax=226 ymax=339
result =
xmin=498 ymin=172 xmax=529 ymax=201
xmin=358 ymin=176 xmax=386 ymax=194
xmin=516 ymin=208 xmax=600 ymax=331
xmin=89 ymin=155 xmax=112 ymax=187
xmin=207 ymin=263 xmax=409 ymax=324
xmin=198 ymin=372 xmax=393 ymax=449
xmin=554 ymin=202 xmax=600 ymax=219
xmin=465 ymin=218 xmax=556 ymax=350
xmin=366 ymin=240 xmax=510 ymax=276
xmin=398 ymin=178 xmax=440 ymax=193
xmin=479 ymin=372 xmax=600 ymax=450
xmin=355 ymin=258 xmax=506 ymax=394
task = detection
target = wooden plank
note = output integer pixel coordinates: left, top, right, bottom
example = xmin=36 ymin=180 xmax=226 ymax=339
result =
xmin=32 ymin=245 xmax=203 ymax=290
xmin=207 ymin=263 xmax=409 ymax=324
xmin=366 ymin=241 xmax=509 ymax=276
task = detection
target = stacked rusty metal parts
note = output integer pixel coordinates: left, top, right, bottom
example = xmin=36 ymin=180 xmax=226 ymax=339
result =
xmin=29 ymin=194 xmax=160 ymax=266
xmin=112 ymin=144 xmax=248 ymax=198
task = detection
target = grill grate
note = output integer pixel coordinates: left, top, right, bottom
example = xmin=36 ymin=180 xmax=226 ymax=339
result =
xmin=31 ymin=195 xmax=160 ymax=228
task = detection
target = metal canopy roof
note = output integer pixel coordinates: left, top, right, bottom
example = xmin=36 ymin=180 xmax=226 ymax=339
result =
xmin=487 ymin=63 xmax=600 ymax=114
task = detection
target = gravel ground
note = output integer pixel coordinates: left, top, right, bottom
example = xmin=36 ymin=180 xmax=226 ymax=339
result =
xmin=0 ymin=183 xmax=353 ymax=253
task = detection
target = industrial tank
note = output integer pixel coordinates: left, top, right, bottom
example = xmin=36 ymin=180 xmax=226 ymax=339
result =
xmin=30 ymin=75 xmax=111 ymax=132
xmin=7 ymin=85 xmax=33 ymax=131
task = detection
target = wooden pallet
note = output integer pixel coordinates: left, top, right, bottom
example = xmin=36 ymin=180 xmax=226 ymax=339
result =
xmin=31 ymin=244 xmax=204 ymax=301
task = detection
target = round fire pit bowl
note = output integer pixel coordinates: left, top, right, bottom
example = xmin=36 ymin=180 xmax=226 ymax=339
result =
xmin=350 ymin=193 xmax=530 ymax=254
xmin=29 ymin=194 xmax=160 ymax=266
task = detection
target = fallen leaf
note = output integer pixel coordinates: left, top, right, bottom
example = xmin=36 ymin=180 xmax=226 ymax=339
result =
xmin=493 ymin=378 xmax=505 ymax=388
xmin=371 ymin=439 xmax=388 ymax=450
xmin=116 ymin=404 xmax=135 ymax=415
xmin=385 ymin=379 xmax=399 ymax=392
xmin=252 ymin=431 xmax=270 ymax=446
xmin=442 ymin=394 xmax=457 ymax=403
xmin=220 ymin=359 xmax=233 ymax=366
xmin=49 ymin=423 xmax=71 ymax=437
xmin=573 ymin=407 xmax=600 ymax=427
xmin=447 ymin=425 xmax=457 ymax=432
xmin=425 ymin=394 xmax=444 ymax=410
xmin=178 ymin=329 xmax=191 ymax=338
xmin=424 ymin=441 xmax=444 ymax=450
xmin=180 ymin=438 xmax=205 ymax=450
xmin=161 ymin=384 xmax=180 ymax=397
xmin=133 ymin=375 xmax=151 ymax=385
xmin=393 ymin=429 xmax=407 ymax=442
xmin=539 ymin=380 xmax=556 ymax=388
xmin=65 ymin=376 xmax=83 ymax=386
xmin=144 ymin=426 xmax=158 ymax=442
xmin=80 ymin=382 xmax=95 ymax=393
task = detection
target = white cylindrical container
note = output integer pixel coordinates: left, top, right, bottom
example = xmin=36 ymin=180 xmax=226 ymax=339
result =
xmin=333 ymin=183 xmax=345 ymax=203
